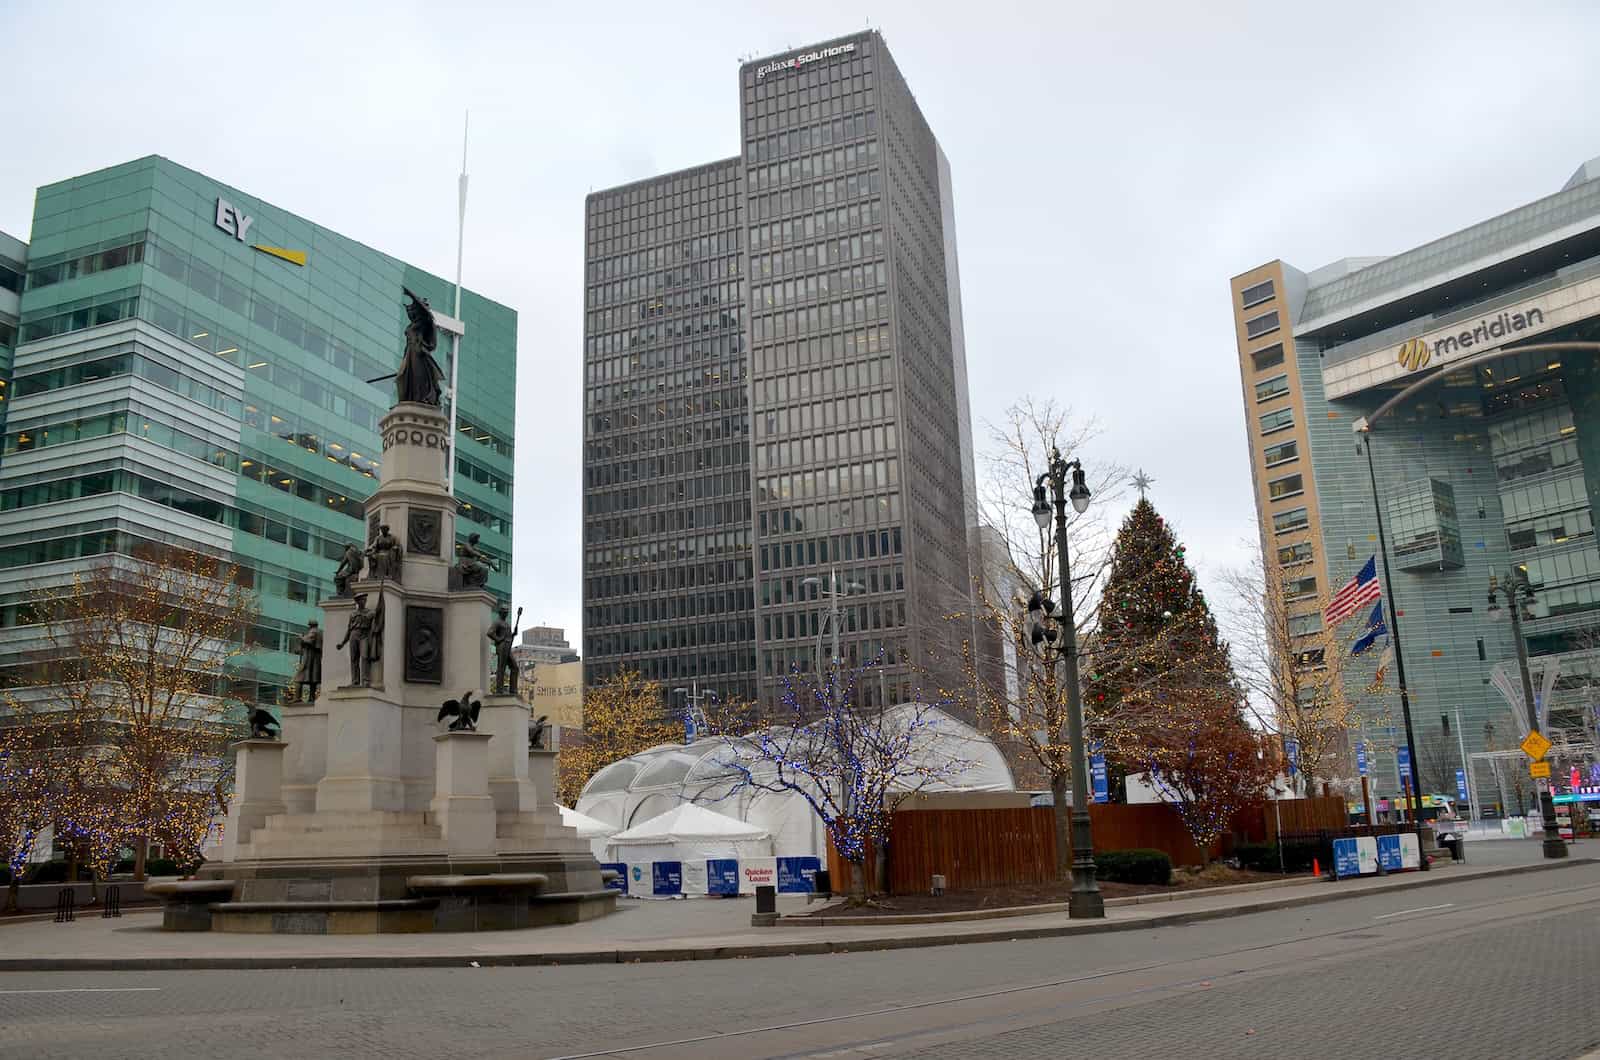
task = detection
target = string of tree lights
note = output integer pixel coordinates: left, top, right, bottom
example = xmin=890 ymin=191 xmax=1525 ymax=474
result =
xmin=0 ymin=544 xmax=257 ymax=887
xmin=1088 ymin=498 xmax=1277 ymax=858
xmin=710 ymin=661 xmax=966 ymax=902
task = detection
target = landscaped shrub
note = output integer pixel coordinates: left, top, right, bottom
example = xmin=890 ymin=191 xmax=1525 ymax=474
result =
xmin=1095 ymin=848 xmax=1173 ymax=885
xmin=25 ymin=862 xmax=70 ymax=884
xmin=1233 ymin=840 xmax=1320 ymax=873
xmin=144 ymin=858 xmax=183 ymax=877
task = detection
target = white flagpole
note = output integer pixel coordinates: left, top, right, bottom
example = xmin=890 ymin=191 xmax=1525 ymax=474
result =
xmin=447 ymin=111 xmax=469 ymax=495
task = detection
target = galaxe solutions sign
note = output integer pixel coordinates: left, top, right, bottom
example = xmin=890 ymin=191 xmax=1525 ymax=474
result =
xmin=756 ymin=41 xmax=855 ymax=81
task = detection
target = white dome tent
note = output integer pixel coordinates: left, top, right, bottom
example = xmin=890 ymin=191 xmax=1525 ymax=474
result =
xmin=603 ymin=803 xmax=773 ymax=865
xmin=576 ymin=703 xmax=1016 ymax=861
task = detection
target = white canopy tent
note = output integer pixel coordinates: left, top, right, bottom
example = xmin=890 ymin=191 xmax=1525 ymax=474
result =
xmin=578 ymin=703 xmax=1016 ymax=860
xmin=557 ymin=804 xmax=619 ymax=861
xmin=602 ymin=803 xmax=773 ymax=866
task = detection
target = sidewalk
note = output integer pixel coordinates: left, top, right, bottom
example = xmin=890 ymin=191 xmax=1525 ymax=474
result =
xmin=0 ymin=842 xmax=1588 ymax=971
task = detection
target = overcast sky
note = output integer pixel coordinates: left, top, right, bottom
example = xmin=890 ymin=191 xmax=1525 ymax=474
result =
xmin=5 ymin=0 xmax=1600 ymax=643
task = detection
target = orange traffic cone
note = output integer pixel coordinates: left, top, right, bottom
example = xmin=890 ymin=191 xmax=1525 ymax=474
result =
xmin=1313 ymin=857 xmax=1321 ymax=877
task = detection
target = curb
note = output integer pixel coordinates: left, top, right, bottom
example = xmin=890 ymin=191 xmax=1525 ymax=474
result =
xmin=786 ymin=874 xmax=1326 ymax=926
xmin=0 ymin=858 xmax=1589 ymax=972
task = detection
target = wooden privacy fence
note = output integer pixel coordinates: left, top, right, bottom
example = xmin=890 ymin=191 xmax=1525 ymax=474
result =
xmin=828 ymin=797 xmax=1352 ymax=894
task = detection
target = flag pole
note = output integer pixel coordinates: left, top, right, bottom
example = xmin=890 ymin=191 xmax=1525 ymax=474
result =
xmin=446 ymin=110 xmax=469 ymax=495
xmin=1355 ymin=418 xmax=1425 ymax=842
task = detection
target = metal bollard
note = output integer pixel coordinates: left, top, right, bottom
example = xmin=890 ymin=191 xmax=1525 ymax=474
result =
xmin=54 ymin=887 xmax=75 ymax=923
xmin=103 ymin=885 xmax=121 ymax=919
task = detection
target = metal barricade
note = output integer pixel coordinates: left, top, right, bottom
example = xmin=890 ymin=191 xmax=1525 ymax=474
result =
xmin=54 ymin=887 xmax=75 ymax=923
xmin=102 ymin=885 xmax=121 ymax=918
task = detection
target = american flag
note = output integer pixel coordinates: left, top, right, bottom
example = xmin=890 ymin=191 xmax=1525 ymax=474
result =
xmin=1325 ymin=556 xmax=1381 ymax=625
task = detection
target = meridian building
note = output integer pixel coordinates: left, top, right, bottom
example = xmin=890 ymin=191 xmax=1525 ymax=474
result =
xmin=582 ymin=31 xmax=977 ymax=714
xmin=0 ymin=156 xmax=517 ymax=714
xmin=1232 ymin=154 xmax=1600 ymax=809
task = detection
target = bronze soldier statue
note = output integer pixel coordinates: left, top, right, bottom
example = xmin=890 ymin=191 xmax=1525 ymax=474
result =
xmin=334 ymin=542 xmax=364 ymax=596
xmin=367 ymin=524 xmax=402 ymax=583
xmin=455 ymin=532 xmax=493 ymax=589
xmin=488 ymin=605 xmax=521 ymax=696
xmin=336 ymin=594 xmax=376 ymax=687
xmin=293 ymin=619 xmax=323 ymax=701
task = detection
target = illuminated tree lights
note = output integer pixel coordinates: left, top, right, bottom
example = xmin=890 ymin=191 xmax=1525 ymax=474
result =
xmin=0 ymin=545 xmax=257 ymax=884
xmin=1088 ymin=499 xmax=1274 ymax=857
xmin=711 ymin=665 xmax=969 ymax=901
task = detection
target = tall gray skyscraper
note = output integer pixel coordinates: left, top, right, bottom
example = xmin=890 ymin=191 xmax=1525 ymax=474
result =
xmin=583 ymin=32 xmax=975 ymax=713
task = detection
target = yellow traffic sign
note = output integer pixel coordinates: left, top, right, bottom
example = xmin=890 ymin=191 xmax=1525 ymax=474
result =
xmin=1521 ymin=730 xmax=1552 ymax=760
xmin=1530 ymin=760 xmax=1552 ymax=779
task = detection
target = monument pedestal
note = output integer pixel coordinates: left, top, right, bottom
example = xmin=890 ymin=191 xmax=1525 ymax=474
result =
xmin=222 ymin=740 xmax=287 ymax=862
xmin=167 ymin=395 xmax=614 ymax=932
xmin=432 ymin=731 xmax=496 ymax=854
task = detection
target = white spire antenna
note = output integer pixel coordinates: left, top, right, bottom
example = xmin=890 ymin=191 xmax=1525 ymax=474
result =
xmin=446 ymin=110 xmax=469 ymax=495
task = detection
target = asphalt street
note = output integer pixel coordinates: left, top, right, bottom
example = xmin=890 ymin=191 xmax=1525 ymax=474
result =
xmin=2 ymin=862 xmax=1598 ymax=1060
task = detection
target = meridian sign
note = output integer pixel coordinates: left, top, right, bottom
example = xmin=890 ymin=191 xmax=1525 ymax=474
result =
xmin=756 ymin=41 xmax=856 ymax=81
xmin=1392 ymin=297 xmax=1553 ymax=374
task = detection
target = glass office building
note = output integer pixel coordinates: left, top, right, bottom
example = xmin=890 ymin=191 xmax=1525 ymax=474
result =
xmin=1231 ymin=155 xmax=1600 ymax=809
xmin=583 ymin=32 xmax=977 ymax=713
xmin=0 ymin=156 xmax=516 ymax=711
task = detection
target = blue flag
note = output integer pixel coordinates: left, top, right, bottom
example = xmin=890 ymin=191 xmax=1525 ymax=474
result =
xmin=1352 ymin=600 xmax=1386 ymax=656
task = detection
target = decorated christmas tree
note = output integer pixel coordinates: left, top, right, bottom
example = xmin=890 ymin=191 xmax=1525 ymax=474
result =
xmin=1085 ymin=499 xmax=1272 ymax=850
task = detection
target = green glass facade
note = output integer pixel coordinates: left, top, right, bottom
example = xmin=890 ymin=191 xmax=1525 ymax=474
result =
xmin=0 ymin=156 xmax=516 ymax=709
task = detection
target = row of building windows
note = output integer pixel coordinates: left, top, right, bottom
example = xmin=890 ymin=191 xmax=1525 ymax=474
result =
xmin=587 ymin=385 xmax=746 ymax=436
xmin=1274 ymin=506 xmax=1309 ymax=534
xmin=747 ymin=87 xmax=874 ymax=142
xmin=1240 ymin=278 xmax=1275 ymax=309
xmin=585 ymin=529 xmax=752 ymax=571
xmin=586 ymin=256 xmax=742 ymax=311
xmin=1267 ymin=473 xmax=1304 ymax=500
xmin=0 ymin=254 xmax=22 ymax=294
xmin=587 ymin=499 xmax=748 ymax=545
xmin=1245 ymin=310 xmax=1280 ymax=340
xmin=750 ymin=148 xmax=881 ymax=220
xmin=587 ymin=309 xmax=743 ymax=359
xmin=1255 ymin=374 xmax=1289 ymax=402
xmin=588 ymin=622 xmax=754 ymax=660
xmin=759 ymin=562 xmax=903 ymax=605
xmin=747 ymin=111 xmax=878 ymax=186
xmin=26 ymin=237 xmax=144 ymax=289
xmin=1251 ymin=343 xmax=1285 ymax=373
xmin=755 ymin=263 xmax=886 ymax=317
xmin=586 ymin=558 xmax=752 ymax=602
xmin=758 ymin=526 xmax=902 ymax=575
xmin=4 ymin=402 xmax=234 ymax=468
xmin=760 ymin=638 xmax=905 ymax=679
xmin=1278 ymin=541 xmax=1314 ymax=566
xmin=588 ymin=585 xmax=751 ymax=626
xmin=757 ymin=461 xmax=899 ymax=503
xmin=586 ymin=228 xmax=742 ymax=284
xmin=586 ymin=466 xmax=746 ymax=517
xmin=1261 ymin=407 xmax=1295 ymax=434
xmin=750 ymin=177 xmax=882 ymax=251
xmin=586 ymin=351 xmax=743 ymax=400
xmin=585 ymin=430 xmax=749 ymax=487
xmin=1264 ymin=439 xmax=1298 ymax=467
xmin=764 ymin=598 xmax=906 ymax=643
xmin=14 ymin=345 xmax=241 ymax=416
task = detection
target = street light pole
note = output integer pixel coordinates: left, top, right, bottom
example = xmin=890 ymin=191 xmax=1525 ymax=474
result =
xmin=1029 ymin=447 xmax=1103 ymax=919
xmin=1353 ymin=418 xmax=1427 ymax=837
xmin=802 ymin=568 xmax=867 ymax=695
xmin=1487 ymin=568 xmax=1568 ymax=858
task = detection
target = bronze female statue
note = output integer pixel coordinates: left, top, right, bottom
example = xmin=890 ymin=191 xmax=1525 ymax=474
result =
xmin=395 ymin=287 xmax=444 ymax=406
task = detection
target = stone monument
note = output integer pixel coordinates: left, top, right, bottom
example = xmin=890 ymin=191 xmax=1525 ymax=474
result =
xmin=161 ymin=290 xmax=615 ymax=934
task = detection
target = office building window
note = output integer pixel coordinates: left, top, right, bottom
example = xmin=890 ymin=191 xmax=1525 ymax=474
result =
xmin=1285 ymin=576 xmax=1317 ymax=600
xmin=1245 ymin=310 xmax=1280 ymax=340
xmin=1260 ymin=408 xmax=1295 ymax=434
xmin=1240 ymin=279 xmax=1275 ymax=308
xmin=1255 ymin=374 xmax=1289 ymax=402
xmin=1268 ymin=473 xmax=1304 ymax=500
xmin=1278 ymin=541 xmax=1313 ymax=566
xmin=1251 ymin=343 xmax=1285 ymax=373
xmin=1273 ymin=507 xmax=1309 ymax=534
xmin=1263 ymin=439 xmax=1298 ymax=466
xmin=1288 ymin=612 xmax=1323 ymax=637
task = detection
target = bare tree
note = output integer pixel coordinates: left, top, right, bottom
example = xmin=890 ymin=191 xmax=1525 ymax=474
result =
xmin=710 ymin=666 xmax=970 ymax=903
xmin=943 ymin=398 xmax=1125 ymax=879
xmin=1220 ymin=547 xmax=1390 ymax=795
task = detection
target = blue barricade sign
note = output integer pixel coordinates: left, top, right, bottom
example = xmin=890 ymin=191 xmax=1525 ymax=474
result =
xmin=1333 ymin=838 xmax=1361 ymax=879
xmin=1455 ymin=769 xmax=1469 ymax=803
xmin=1397 ymin=747 xmax=1412 ymax=781
xmin=1376 ymin=833 xmax=1403 ymax=872
xmin=601 ymin=863 xmax=627 ymax=892
xmin=652 ymin=861 xmax=683 ymax=896
xmin=1356 ymin=742 xmax=1368 ymax=777
xmin=1090 ymin=754 xmax=1109 ymax=804
xmin=777 ymin=856 xmax=822 ymax=893
xmin=707 ymin=859 xmax=740 ymax=896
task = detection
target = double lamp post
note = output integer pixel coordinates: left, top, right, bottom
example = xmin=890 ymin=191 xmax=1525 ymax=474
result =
xmin=1023 ymin=447 xmax=1104 ymax=919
